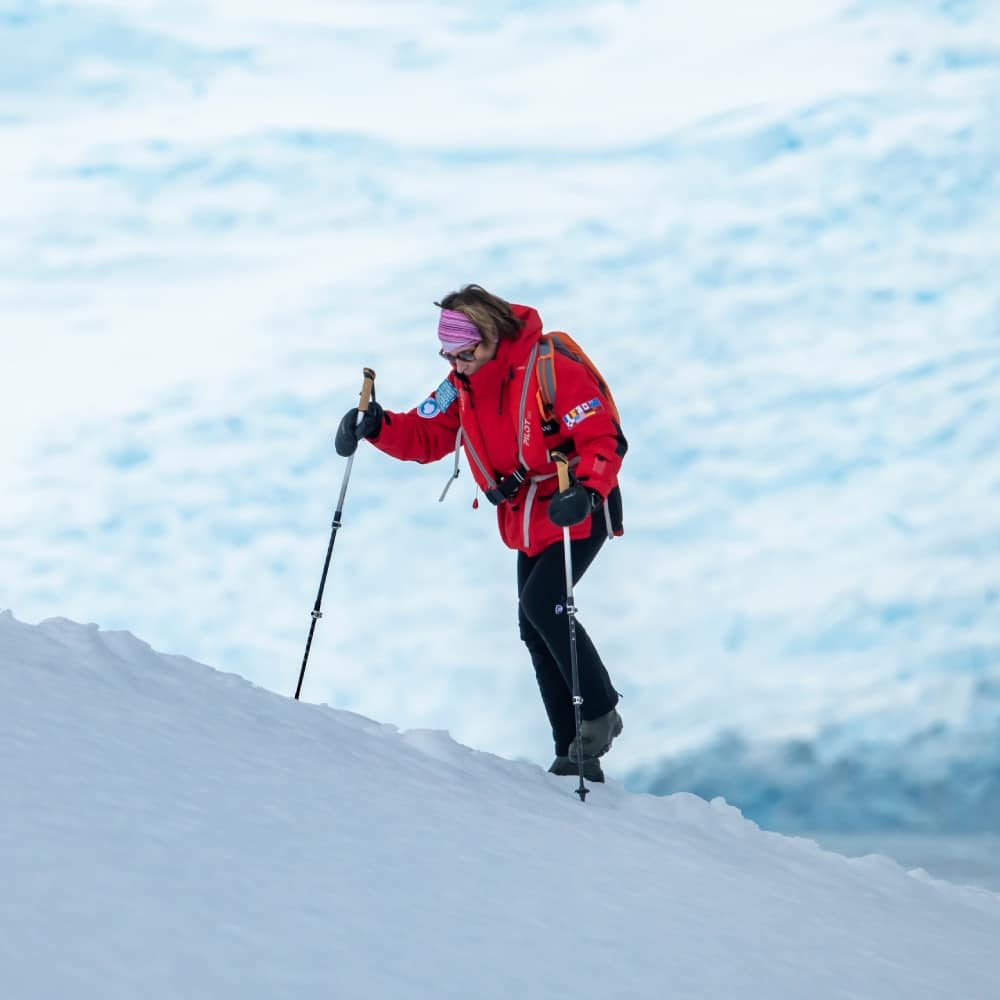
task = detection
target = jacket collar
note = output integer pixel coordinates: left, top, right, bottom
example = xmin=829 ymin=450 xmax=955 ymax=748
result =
xmin=465 ymin=303 xmax=543 ymax=389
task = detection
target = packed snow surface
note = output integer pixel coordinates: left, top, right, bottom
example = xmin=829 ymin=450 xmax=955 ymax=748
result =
xmin=2 ymin=612 xmax=998 ymax=999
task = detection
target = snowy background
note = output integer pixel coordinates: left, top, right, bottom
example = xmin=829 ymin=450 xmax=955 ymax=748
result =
xmin=3 ymin=0 xmax=999 ymax=852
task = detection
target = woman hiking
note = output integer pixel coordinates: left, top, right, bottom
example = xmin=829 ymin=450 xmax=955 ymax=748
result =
xmin=335 ymin=284 xmax=627 ymax=780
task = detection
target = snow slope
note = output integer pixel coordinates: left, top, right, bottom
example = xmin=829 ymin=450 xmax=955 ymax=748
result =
xmin=2 ymin=612 xmax=999 ymax=999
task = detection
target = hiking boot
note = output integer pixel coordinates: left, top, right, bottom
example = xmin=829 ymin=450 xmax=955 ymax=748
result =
xmin=567 ymin=708 xmax=623 ymax=762
xmin=549 ymin=756 xmax=605 ymax=782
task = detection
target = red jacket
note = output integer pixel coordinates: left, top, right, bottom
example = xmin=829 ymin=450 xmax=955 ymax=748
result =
xmin=370 ymin=304 xmax=626 ymax=556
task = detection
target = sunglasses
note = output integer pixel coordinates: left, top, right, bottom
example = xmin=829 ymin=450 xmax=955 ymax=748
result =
xmin=439 ymin=345 xmax=478 ymax=364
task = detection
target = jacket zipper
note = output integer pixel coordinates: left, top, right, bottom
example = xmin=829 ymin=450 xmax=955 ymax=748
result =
xmin=498 ymin=366 xmax=514 ymax=415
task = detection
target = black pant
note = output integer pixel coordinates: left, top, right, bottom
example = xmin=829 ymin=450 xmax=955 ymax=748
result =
xmin=517 ymin=513 xmax=619 ymax=757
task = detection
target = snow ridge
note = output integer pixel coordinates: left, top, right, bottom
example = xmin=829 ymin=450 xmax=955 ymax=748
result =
xmin=2 ymin=612 xmax=999 ymax=999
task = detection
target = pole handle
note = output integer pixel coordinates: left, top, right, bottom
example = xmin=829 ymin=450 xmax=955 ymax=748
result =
xmin=551 ymin=450 xmax=571 ymax=493
xmin=358 ymin=368 xmax=376 ymax=412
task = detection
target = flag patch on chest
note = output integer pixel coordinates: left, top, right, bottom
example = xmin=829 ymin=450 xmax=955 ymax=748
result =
xmin=562 ymin=397 xmax=602 ymax=428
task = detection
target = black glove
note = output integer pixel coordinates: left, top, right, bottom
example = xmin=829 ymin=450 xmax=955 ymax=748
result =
xmin=548 ymin=482 xmax=601 ymax=528
xmin=334 ymin=402 xmax=384 ymax=457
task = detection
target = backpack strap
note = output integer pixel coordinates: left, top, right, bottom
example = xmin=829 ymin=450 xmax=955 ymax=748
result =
xmin=534 ymin=331 xmax=621 ymax=426
xmin=535 ymin=335 xmax=558 ymax=421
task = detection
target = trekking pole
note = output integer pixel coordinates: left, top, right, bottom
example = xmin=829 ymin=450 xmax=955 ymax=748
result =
xmin=294 ymin=367 xmax=376 ymax=701
xmin=551 ymin=451 xmax=588 ymax=803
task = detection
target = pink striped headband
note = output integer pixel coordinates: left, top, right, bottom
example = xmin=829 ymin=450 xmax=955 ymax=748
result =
xmin=438 ymin=308 xmax=482 ymax=350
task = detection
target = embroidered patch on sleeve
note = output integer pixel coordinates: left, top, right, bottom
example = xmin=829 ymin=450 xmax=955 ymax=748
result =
xmin=562 ymin=397 xmax=602 ymax=429
xmin=435 ymin=378 xmax=458 ymax=411
xmin=418 ymin=378 xmax=459 ymax=419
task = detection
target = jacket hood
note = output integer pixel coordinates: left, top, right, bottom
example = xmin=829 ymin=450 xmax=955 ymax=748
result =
xmin=461 ymin=303 xmax=544 ymax=393
xmin=511 ymin=303 xmax=542 ymax=343
xmin=499 ymin=303 xmax=543 ymax=365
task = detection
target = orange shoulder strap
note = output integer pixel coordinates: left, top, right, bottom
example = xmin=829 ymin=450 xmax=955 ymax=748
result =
xmin=535 ymin=331 xmax=621 ymax=425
